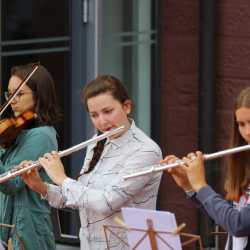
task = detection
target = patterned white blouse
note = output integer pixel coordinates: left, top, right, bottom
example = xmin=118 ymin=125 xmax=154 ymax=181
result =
xmin=46 ymin=121 xmax=162 ymax=250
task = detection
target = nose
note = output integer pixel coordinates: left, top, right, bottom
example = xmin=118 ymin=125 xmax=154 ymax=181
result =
xmin=97 ymin=114 xmax=108 ymax=128
xmin=10 ymin=97 xmax=18 ymax=104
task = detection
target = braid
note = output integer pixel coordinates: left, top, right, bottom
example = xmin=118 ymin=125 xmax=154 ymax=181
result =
xmin=84 ymin=137 xmax=106 ymax=174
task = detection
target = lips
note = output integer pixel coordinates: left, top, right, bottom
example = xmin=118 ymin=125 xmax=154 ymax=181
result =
xmin=102 ymin=127 xmax=114 ymax=132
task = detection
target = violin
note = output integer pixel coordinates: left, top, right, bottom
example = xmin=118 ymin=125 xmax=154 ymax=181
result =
xmin=0 ymin=111 xmax=37 ymax=148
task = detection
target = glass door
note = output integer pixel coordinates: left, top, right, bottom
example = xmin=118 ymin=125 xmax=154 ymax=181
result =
xmin=86 ymin=0 xmax=159 ymax=136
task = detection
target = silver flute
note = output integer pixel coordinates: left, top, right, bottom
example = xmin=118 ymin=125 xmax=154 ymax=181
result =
xmin=123 ymin=144 xmax=250 ymax=180
xmin=0 ymin=126 xmax=124 ymax=184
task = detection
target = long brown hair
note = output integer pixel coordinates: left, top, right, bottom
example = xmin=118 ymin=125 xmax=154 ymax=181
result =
xmin=225 ymin=87 xmax=250 ymax=201
xmin=81 ymin=75 xmax=131 ymax=174
xmin=10 ymin=63 xmax=61 ymax=126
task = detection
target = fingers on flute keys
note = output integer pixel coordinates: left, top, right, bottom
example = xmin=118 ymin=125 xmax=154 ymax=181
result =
xmin=43 ymin=151 xmax=58 ymax=160
xmin=182 ymin=152 xmax=197 ymax=168
xmin=162 ymin=155 xmax=178 ymax=169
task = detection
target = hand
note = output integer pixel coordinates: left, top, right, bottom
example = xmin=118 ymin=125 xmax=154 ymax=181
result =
xmin=160 ymin=155 xmax=192 ymax=191
xmin=20 ymin=161 xmax=47 ymax=196
xmin=39 ymin=151 xmax=67 ymax=186
xmin=182 ymin=151 xmax=208 ymax=192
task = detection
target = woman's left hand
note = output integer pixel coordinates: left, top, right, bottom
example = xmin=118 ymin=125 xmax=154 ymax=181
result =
xmin=182 ymin=151 xmax=208 ymax=192
xmin=39 ymin=151 xmax=67 ymax=186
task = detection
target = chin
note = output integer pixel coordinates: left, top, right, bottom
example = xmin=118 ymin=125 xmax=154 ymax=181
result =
xmin=13 ymin=111 xmax=21 ymax=117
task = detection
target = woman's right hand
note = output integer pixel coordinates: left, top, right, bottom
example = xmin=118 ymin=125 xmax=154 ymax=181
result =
xmin=21 ymin=161 xmax=48 ymax=196
xmin=182 ymin=151 xmax=207 ymax=192
xmin=39 ymin=151 xmax=67 ymax=186
xmin=161 ymin=155 xmax=193 ymax=192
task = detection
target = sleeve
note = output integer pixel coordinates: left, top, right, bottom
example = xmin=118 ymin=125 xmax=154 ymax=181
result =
xmin=60 ymin=146 xmax=162 ymax=216
xmin=196 ymin=185 xmax=250 ymax=237
xmin=0 ymin=128 xmax=57 ymax=194
xmin=46 ymin=183 xmax=66 ymax=208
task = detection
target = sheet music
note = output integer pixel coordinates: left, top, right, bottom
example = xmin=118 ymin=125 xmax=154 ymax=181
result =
xmin=0 ymin=241 xmax=5 ymax=250
xmin=122 ymin=207 xmax=182 ymax=250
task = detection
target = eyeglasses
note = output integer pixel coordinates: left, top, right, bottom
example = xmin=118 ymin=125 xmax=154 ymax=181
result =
xmin=4 ymin=91 xmax=33 ymax=101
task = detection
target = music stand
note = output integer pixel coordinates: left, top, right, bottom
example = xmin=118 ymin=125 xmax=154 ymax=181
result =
xmin=0 ymin=223 xmax=25 ymax=250
xmin=103 ymin=208 xmax=203 ymax=250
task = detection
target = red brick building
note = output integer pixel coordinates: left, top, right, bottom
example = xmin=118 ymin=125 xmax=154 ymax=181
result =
xmin=158 ymin=1 xmax=250 ymax=248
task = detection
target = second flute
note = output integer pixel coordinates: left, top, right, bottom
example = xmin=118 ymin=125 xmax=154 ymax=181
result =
xmin=123 ymin=144 xmax=250 ymax=180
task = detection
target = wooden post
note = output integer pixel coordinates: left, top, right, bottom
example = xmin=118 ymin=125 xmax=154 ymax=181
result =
xmin=146 ymin=219 xmax=158 ymax=250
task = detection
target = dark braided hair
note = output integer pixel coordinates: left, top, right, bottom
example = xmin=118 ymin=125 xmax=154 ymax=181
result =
xmin=81 ymin=75 xmax=131 ymax=174
xmin=84 ymin=132 xmax=106 ymax=174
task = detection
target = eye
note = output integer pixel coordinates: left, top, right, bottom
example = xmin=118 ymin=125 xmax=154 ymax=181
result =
xmin=90 ymin=113 xmax=98 ymax=119
xmin=238 ymin=122 xmax=245 ymax=127
xmin=104 ymin=109 xmax=113 ymax=114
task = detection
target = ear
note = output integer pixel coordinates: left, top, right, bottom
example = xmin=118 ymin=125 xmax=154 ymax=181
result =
xmin=122 ymin=100 xmax=132 ymax=115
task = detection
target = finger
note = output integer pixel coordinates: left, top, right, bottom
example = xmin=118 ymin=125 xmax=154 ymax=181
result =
xmin=187 ymin=152 xmax=196 ymax=160
xmin=196 ymin=151 xmax=203 ymax=159
xmin=168 ymin=165 xmax=182 ymax=174
xmin=160 ymin=155 xmax=177 ymax=163
xmin=179 ymin=164 xmax=188 ymax=173
xmin=181 ymin=157 xmax=190 ymax=168
xmin=24 ymin=160 xmax=33 ymax=166
xmin=167 ymin=167 xmax=175 ymax=174
xmin=51 ymin=151 xmax=58 ymax=156
xmin=43 ymin=153 xmax=52 ymax=159
xmin=38 ymin=157 xmax=48 ymax=168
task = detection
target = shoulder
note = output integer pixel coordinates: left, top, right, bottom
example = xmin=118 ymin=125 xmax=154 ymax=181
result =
xmin=25 ymin=126 xmax=56 ymax=137
xmin=129 ymin=122 xmax=162 ymax=157
xmin=20 ymin=126 xmax=57 ymax=144
xmin=132 ymin=123 xmax=161 ymax=150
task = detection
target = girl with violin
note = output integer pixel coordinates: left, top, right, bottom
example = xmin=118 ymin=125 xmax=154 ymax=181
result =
xmin=0 ymin=63 xmax=60 ymax=249
xmin=162 ymin=87 xmax=250 ymax=250
xmin=22 ymin=75 xmax=162 ymax=250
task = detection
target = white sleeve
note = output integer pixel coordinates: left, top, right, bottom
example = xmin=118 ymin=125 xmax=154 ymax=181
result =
xmin=46 ymin=183 xmax=66 ymax=208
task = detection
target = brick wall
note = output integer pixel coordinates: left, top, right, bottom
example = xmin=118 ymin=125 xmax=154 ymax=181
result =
xmin=158 ymin=0 xmax=200 ymax=238
xmin=158 ymin=0 xmax=250 ymax=248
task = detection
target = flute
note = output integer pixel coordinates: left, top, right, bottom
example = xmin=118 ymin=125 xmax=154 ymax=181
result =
xmin=123 ymin=144 xmax=250 ymax=180
xmin=0 ymin=126 xmax=125 ymax=184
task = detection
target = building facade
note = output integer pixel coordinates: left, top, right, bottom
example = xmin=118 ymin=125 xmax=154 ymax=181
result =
xmin=1 ymin=0 xmax=250 ymax=249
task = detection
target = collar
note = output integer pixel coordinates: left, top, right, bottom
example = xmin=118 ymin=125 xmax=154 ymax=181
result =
xmin=109 ymin=120 xmax=136 ymax=148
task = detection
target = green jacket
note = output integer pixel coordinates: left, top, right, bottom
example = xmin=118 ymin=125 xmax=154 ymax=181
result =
xmin=0 ymin=126 xmax=57 ymax=250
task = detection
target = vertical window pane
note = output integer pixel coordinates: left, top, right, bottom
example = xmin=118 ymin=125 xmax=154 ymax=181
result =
xmin=99 ymin=0 xmax=157 ymax=135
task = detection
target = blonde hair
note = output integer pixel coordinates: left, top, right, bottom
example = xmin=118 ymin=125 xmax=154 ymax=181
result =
xmin=225 ymin=87 xmax=250 ymax=201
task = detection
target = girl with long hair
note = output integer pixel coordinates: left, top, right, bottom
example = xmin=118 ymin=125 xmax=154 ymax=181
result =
xmin=162 ymin=87 xmax=250 ymax=250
